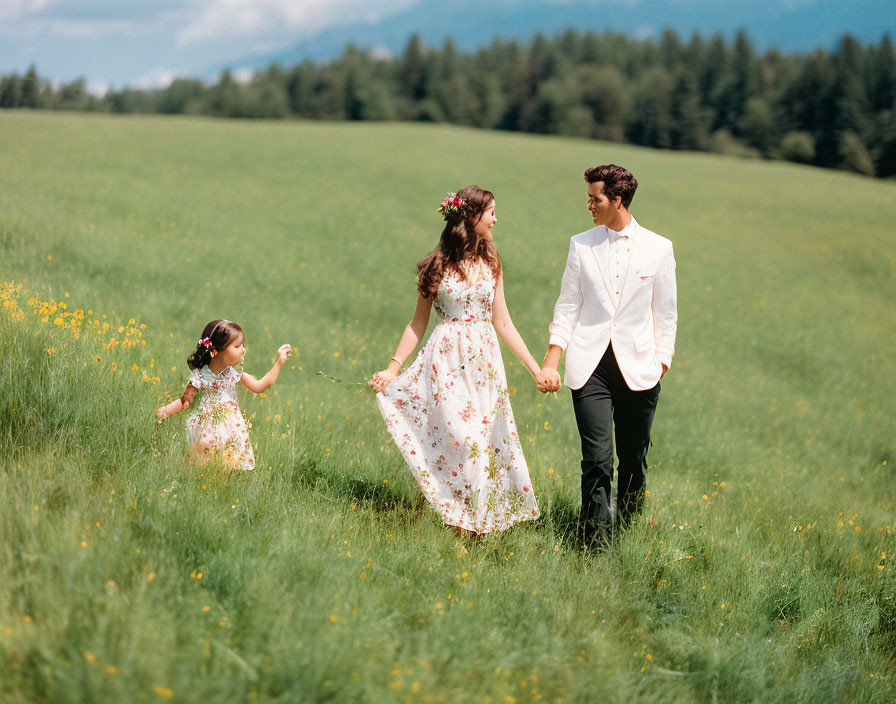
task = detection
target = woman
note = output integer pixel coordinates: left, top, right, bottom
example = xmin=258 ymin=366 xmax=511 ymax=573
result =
xmin=369 ymin=185 xmax=542 ymax=534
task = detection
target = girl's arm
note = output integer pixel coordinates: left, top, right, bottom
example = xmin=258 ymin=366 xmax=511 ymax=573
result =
xmin=241 ymin=344 xmax=292 ymax=393
xmin=157 ymin=384 xmax=197 ymax=420
xmin=491 ymin=274 xmax=541 ymax=378
xmin=369 ymin=292 xmax=433 ymax=392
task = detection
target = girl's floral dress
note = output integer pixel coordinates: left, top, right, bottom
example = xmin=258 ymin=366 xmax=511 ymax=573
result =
xmin=377 ymin=266 xmax=539 ymax=534
xmin=185 ymin=365 xmax=255 ymax=471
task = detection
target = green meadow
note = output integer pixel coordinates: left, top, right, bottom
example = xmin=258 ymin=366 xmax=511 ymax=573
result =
xmin=2 ymin=110 xmax=895 ymax=703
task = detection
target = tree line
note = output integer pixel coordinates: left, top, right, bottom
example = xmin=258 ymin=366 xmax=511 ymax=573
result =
xmin=3 ymin=29 xmax=895 ymax=177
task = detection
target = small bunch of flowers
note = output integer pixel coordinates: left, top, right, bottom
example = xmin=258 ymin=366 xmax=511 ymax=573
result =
xmin=438 ymin=193 xmax=465 ymax=220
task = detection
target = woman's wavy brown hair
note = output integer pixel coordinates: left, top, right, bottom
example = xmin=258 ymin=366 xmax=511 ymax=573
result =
xmin=417 ymin=185 xmax=502 ymax=299
xmin=187 ymin=319 xmax=243 ymax=370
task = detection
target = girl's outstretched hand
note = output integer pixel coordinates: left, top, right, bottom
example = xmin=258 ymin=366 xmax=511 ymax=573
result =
xmin=368 ymin=370 xmax=397 ymax=393
xmin=156 ymin=407 xmax=167 ymax=421
xmin=277 ymin=344 xmax=292 ymax=365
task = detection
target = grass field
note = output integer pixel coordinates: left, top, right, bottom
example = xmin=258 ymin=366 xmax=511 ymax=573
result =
xmin=2 ymin=110 xmax=895 ymax=703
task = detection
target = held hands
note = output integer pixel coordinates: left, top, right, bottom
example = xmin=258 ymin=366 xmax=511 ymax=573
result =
xmin=535 ymin=367 xmax=561 ymax=394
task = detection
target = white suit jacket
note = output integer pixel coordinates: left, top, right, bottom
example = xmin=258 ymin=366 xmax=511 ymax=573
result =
xmin=548 ymin=217 xmax=677 ymax=391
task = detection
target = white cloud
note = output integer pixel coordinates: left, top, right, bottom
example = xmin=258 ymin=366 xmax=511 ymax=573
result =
xmin=0 ymin=0 xmax=51 ymax=22
xmin=0 ymin=2 xmax=188 ymax=41
xmin=87 ymin=79 xmax=109 ymax=96
xmin=232 ymin=67 xmax=255 ymax=84
xmin=177 ymin=0 xmax=417 ymax=47
xmin=633 ymin=24 xmax=656 ymax=41
xmin=132 ymin=66 xmax=184 ymax=89
xmin=369 ymin=45 xmax=392 ymax=61
xmin=50 ymin=18 xmax=135 ymax=38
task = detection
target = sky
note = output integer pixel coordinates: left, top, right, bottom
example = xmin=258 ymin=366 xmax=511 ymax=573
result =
xmin=2 ymin=1 xmax=893 ymax=95
xmin=0 ymin=0 xmax=417 ymax=93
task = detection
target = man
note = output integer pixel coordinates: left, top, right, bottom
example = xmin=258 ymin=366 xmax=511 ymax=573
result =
xmin=535 ymin=164 xmax=677 ymax=546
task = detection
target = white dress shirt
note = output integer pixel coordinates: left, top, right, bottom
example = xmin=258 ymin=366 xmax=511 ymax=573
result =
xmin=605 ymin=221 xmax=634 ymax=308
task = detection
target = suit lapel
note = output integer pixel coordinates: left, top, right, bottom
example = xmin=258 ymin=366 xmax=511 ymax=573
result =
xmin=588 ymin=227 xmax=616 ymax=308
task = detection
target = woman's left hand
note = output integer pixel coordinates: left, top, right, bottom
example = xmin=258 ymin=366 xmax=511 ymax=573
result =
xmin=368 ymin=370 xmax=397 ymax=393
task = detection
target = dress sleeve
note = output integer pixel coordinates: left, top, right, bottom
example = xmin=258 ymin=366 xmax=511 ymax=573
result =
xmin=188 ymin=369 xmax=202 ymax=389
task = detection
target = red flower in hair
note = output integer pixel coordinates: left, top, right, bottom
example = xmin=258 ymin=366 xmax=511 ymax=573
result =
xmin=437 ymin=192 xmax=465 ymax=219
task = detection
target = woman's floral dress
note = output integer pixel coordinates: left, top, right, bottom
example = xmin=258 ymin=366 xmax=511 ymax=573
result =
xmin=185 ymin=365 xmax=255 ymax=471
xmin=377 ymin=267 xmax=539 ymax=533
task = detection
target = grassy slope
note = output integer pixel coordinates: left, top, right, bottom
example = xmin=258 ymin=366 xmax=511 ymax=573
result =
xmin=1 ymin=111 xmax=895 ymax=703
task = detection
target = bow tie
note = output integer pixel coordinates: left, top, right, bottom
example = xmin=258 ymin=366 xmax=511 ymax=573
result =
xmin=607 ymin=230 xmax=629 ymax=241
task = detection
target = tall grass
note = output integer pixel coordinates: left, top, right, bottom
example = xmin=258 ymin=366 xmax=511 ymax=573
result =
xmin=1 ymin=111 xmax=895 ymax=702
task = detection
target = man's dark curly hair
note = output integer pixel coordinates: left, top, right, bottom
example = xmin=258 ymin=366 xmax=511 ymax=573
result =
xmin=584 ymin=164 xmax=638 ymax=209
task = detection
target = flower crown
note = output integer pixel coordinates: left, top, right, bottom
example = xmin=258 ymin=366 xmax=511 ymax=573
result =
xmin=198 ymin=337 xmax=214 ymax=351
xmin=438 ymin=193 xmax=465 ymax=220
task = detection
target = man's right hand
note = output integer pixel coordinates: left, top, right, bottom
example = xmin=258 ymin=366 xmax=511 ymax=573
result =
xmin=535 ymin=368 xmax=562 ymax=393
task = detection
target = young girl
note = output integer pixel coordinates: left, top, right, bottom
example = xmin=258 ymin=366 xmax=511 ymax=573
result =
xmin=157 ymin=319 xmax=292 ymax=471
xmin=369 ymin=185 xmax=542 ymax=534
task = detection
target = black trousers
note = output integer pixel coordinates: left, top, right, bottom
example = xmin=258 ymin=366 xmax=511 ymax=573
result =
xmin=571 ymin=343 xmax=660 ymax=541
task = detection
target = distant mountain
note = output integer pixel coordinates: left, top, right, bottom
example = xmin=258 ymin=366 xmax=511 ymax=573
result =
xmin=218 ymin=0 xmax=896 ymax=75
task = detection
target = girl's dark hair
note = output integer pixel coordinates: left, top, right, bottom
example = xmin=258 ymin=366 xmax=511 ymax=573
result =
xmin=187 ymin=319 xmax=243 ymax=370
xmin=417 ymin=185 xmax=502 ymax=299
